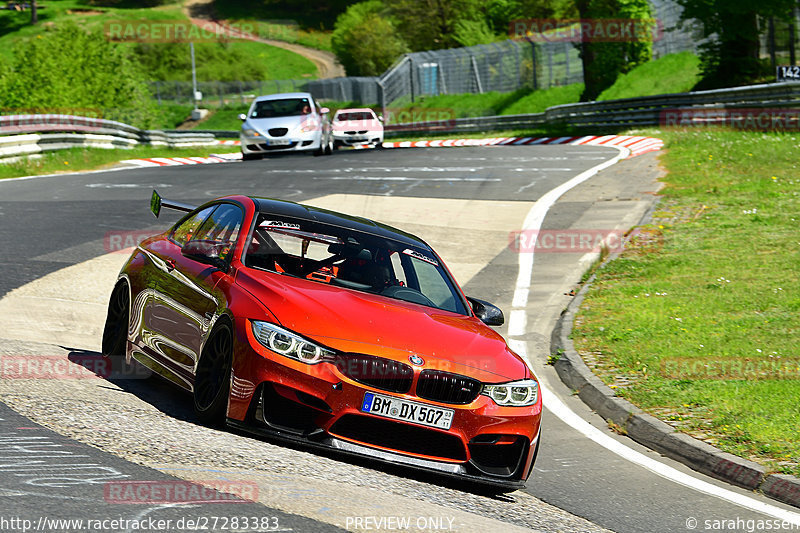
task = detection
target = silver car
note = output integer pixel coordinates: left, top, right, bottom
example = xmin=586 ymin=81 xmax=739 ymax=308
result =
xmin=239 ymin=92 xmax=333 ymax=160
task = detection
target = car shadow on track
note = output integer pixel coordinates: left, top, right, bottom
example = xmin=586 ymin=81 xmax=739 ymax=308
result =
xmin=67 ymin=349 xmax=196 ymax=423
xmin=66 ymin=349 xmax=518 ymax=501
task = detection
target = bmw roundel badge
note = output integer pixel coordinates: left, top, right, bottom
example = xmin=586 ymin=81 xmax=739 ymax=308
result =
xmin=409 ymin=354 xmax=424 ymax=366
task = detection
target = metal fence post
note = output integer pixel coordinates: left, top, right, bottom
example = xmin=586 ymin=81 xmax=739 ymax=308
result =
xmin=470 ymin=55 xmax=483 ymax=93
xmin=409 ymin=57 xmax=415 ymax=103
xmin=529 ymin=40 xmax=538 ymax=90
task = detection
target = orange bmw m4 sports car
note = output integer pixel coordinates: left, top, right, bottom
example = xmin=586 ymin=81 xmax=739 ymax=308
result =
xmin=103 ymin=191 xmax=542 ymax=490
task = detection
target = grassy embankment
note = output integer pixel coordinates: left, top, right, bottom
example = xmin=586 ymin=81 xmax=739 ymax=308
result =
xmin=572 ymin=128 xmax=800 ymax=477
xmin=0 ymin=0 xmax=317 ymax=130
xmin=190 ymin=51 xmax=701 ymax=132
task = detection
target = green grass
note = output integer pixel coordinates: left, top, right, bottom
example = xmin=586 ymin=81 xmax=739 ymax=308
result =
xmin=573 ymin=128 xmax=800 ymax=476
xmin=0 ymin=1 xmax=317 ymax=81
xmin=0 ymin=144 xmax=240 ymax=180
xmin=598 ymin=52 xmax=701 ymax=101
xmin=224 ymin=19 xmax=332 ymax=52
xmin=388 ymin=85 xmax=583 ymax=121
xmin=194 ymin=105 xmax=248 ymax=130
xmin=151 ymin=103 xmax=195 ymax=129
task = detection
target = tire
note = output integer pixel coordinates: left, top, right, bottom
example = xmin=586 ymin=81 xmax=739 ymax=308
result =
xmin=193 ymin=322 xmax=233 ymax=426
xmin=242 ymin=152 xmax=262 ymax=161
xmin=102 ymin=281 xmax=129 ymax=357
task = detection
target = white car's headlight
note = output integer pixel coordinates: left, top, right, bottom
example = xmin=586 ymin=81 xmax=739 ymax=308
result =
xmin=482 ymin=380 xmax=539 ymax=406
xmin=300 ymin=121 xmax=319 ymax=132
xmin=242 ymin=128 xmax=260 ymax=137
xmin=251 ymin=321 xmax=335 ymax=364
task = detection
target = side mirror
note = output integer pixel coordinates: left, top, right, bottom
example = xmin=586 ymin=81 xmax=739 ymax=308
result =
xmin=238 ymin=113 xmax=247 ymax=121
xmin=377 ymin=114 xmax=384 ymax=122
xmin=466 ymin=297 xmax=504 ymax=326
xmin=181 ymin=240 xmax=230 ymax=272
xmin=320 ymin=107 xmax=330 ymax=114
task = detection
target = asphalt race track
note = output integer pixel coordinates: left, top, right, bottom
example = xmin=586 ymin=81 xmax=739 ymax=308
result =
xmin=1 ymin=146 xmax=799 ymax=533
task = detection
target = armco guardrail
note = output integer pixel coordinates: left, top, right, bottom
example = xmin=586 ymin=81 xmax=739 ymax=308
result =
xmin=386 ymin=82 xmax=800 ymax=135
xmin=0 ymin=114 xmax=219 ymax=161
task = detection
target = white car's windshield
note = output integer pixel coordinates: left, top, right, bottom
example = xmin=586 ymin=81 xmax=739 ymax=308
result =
xmin=335 ymin=111 xmax=375 ymax=122
xmin=251 ymin=98 xmax=312 ymax=118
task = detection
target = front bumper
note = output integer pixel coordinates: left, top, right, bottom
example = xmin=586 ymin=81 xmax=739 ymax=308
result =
xmin=226 ymin=321 xmax=542 ymax=488
xmin=241 ymin=131 xmax=321 ymax=154
xmin=332 ymin=131 xmax=383 ymax=146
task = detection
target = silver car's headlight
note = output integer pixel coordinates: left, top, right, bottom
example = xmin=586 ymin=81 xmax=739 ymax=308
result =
xmin=242 ymin=128 xmax=260 ymax=137
xmin=482 ymin=380 xmax=539 ymax=406
xmin=251 ymin=321 xmax=335 ymax=364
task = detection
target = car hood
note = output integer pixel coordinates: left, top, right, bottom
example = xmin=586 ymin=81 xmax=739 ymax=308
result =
xmin=237 ymin=269 xmax=528 ymax=382
xmin=243 ymin=115 xmax=317 ymax=134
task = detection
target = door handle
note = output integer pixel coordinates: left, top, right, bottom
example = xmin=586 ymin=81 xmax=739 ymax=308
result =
xmin=165 ymin=259 xmax=176 ymax=271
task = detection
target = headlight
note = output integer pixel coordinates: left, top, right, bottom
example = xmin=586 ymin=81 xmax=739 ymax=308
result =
xmin=251 ymin=321 xmax=335 ymax=364
xmin=482 ymin=380 xmax=538 ymax=406
xmin=300 ymin=121 xmax=319 ymax=132
xmin=242 ymin=128 xmax=260 ymax=137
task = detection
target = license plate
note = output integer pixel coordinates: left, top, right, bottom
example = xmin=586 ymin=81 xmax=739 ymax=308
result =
xmin=267 ymin=139 xmax=291 ymax=146
xmin=348 ymin=136 xmax=367 ymax=141
xmin=360 ymin=392 xmax=454 ymax=430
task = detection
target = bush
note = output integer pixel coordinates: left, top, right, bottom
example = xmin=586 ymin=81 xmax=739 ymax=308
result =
xmin=332 ymin=1 xmax=408 ymax=76
xmin=0 ymin=23 xmax=157 ymax=127
xmin=578 ymin=0 xmax=654 ymax=101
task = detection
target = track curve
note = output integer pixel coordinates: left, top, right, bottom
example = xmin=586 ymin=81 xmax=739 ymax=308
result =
xmin=1 ymin=147 xmax=798 ymax=533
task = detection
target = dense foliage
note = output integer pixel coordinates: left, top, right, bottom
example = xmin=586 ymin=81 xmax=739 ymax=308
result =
xmin=676 ymin=0 xmax=797 ymax=88
xmin=0 ymin=23 xmax=157 ymax=126
xmin=331 ymin=1 xmax=408 ymax=76
xmin=576 ymin=0 xmax=653 ymax=101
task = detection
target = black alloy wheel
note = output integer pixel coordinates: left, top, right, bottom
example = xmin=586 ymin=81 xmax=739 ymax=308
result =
xmin=193 ymin=322 xmax=233 ymax=425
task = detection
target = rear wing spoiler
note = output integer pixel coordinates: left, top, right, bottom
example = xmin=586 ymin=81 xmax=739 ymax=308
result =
xmin=150 ymin=189 xmax=196 ymax=218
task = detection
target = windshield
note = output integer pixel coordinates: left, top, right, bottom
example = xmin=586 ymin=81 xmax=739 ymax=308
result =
xmin=250 ymin=98 xmax=312 ymax=119
xmin=335 ymin=111 xmax=375 ymax=122
xmin=244 ymin=214 xmax=467 ymax=314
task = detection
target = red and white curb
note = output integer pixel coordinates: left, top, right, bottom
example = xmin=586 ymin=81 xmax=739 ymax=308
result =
xmin=120 ymin=152 xmax=242 ymax=167
xmin=382 ymin=135 xmax=663 ymax=158
xmin=118 ymin=135 xmax=661 ymax=168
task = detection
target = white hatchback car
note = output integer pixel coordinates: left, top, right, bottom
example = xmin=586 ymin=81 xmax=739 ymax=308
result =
xmin=239 ymin=92 xmax=333 ymax=160
xmin=331 ymin=108 xmax=384 ymax=149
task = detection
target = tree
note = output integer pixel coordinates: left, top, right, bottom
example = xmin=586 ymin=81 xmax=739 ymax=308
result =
xmin=576 ymin=0 xmax=654 ymax=101
xmin=332 ymin=1 xmax=409 ymax=76
xmin=0 ymin=24 xmax=157 ymax=127
xmin=388 ymin=0 xmax=491 ymax=51
xmin=676 ymin=0 xmax=797 ymax=87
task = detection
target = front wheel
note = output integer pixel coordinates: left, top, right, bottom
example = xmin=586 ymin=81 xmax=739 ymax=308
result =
xmin=102 ymin=281 xmax=129 ymax=357
xmin=194 ymin=322 xmax=233 ymax=426
xmin=242 ymin=152 xmax=262 ymax=161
